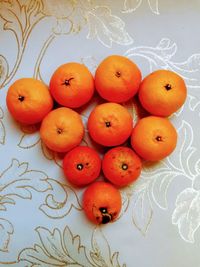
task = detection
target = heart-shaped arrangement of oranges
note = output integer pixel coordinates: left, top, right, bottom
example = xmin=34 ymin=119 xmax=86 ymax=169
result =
xmin=6 ymin=55 xmax=187 ymax=225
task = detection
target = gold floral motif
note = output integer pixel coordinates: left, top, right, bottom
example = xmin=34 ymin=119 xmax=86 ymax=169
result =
xmin=41 ymin=0 xmax=74 ymax=18
xmin=0 ymin=158 xmax=51 ymax=206
xmin=39 ymin=178 xmax=82 ymax=219
xmin=18 ymin=226 xmax=126 ymax=266
xmin=123 ymin=0 xmax=159 ymax=14
xmin=0 ymin=107 xmax=6 ymax=145
xmin=0 ymin=0 xmax=45 ymax=88
xmin=0 ymin=2 xmax=200 ymax=266
xmin=0 ymin=218 xmax=13 ymax=252
xmin=0 ymin=158 xmax=51 ymax=253
xmin=0 ymin=0 xmax=133 ymax=89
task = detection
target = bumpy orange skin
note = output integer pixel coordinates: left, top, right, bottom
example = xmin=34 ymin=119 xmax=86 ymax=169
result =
xmin=6 ymin=78 xmax=53 ymax=124
xmin=40 ymin=107 xmax=84 ymax=153
xmin=50 ymin=62 xmax=94 ymax=108
xmin=95 ymin=55 xmax=142 ymax=103
xmin=131 ymin=116 xmax=177 ymax=161
xmin=82 ymin=181 xmax=122 ymax=224
xmin=87 ymin=103 xmax=133 ymax=147
xmin=102 ymin=146 xmax=142 ymax=187
xmin=139 ymin=70 xmax=187 ymax=117
xmin=63 ymin=146 xmax=101 ymax=187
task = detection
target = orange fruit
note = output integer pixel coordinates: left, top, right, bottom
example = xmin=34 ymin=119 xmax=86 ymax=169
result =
xmin=131 ymin=116 xmax=177 ymax=161
xmin=138 ymin=70 xmax=187 ymax=116
xmin=95 ymin=55 xmax=142 ymax=103
xmin=87 ymin=102 xmax=133 ymax=147
xmin=40 ymin=107 xmax=84 ymax=152
xmin=49 ymin=62 xmax=94 ymax=108
xmin=6 ymin=78 xmax=53 ymax=124
xmin=102 ymin=146 xmax=142 ymax=187
xmin=63 ymin=146 xmax=101 ymax=187
xmin=82 ymin=181 xmax=122 ymax=224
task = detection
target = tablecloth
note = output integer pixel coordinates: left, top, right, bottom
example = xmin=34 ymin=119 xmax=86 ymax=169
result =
xmin=0 ymin=1 xmax=200 ymax=266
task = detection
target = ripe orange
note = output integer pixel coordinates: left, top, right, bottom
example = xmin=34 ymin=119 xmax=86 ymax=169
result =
xmin=102 ymin=146 xmax=142 ymax=187
xmin=63 ymin=146 xmax=101 ymax=187
xmin=40 ymin=107 xmax=84 ymax=153
xmin=139 ymin=70 xmax=187 ymax=116
xmin=6 ymin=78 xmax=53 ymax=124
xmin=131 ymin=116 xmax=177 ymax=161
xmin=87 ymin=102 xmax=133 ymax=147
xmin=82 ymin=181 xmax=122 ymax=224
xmin=95 ymin=55 xmax=142 ymax=103
xmin=49 ymin=62 xmax=94 ymax=108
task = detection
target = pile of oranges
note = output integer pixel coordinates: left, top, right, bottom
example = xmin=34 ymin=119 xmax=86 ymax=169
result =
xmin=6 ymin=55 xmax=187 ymax=225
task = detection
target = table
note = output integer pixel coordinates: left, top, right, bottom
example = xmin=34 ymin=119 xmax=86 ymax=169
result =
xmin=0 ymin=1 xmax=200 ymax=266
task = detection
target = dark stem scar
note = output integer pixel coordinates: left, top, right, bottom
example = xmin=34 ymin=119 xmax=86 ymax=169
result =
xmin=76 ymin=163 xmax=83 ymax=170
xmin=105 ymin=121 xmax=111 ymax=127
xmin=99 ymin=207 xmax=112 ymax=224
xmin=156 ymin=136 xmax=163 ymax=142
xmin=61 ymin=77 xmax=74 ymax=86
xmin=57 ymin=128 xmax=63 ymax=134
xmin=122 ymin=163 xmax=128 ymax=170
xmin=18 ymin=95 xmax=25 ymax=102
xmin=164 ymin=84 xmax=172 ymax=90
xmin=115 ymin=71 xmax=121 ymax=78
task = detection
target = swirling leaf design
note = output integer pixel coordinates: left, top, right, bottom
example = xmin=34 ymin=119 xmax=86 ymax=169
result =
xmin=18 ymin=132 xmax=40 ymax=149
xmin=0 ymin=0 xmax=25 ymax=43
xmin=193 ymin=160 xmax=200 ymax=190
xmin=141 ymin=161 xmax=180 ymax=210
xmin=0 ymin=0 xmax=45 ymax=88
xmin=123 ymin=0 xmax=159 ymax=14
xmin=144 ymin=121 xmax=197 ymax=210
xmin=129 ymin=176 xmax=153 ymax=235
xmin=168 ymin=121 xmax=197 ymax=178
xmin=90 ymin=227 xmax=126 ymax=267
xmin=127 ymin=118 xmax=199 ymax=236
xmin=172 ymin=188 xmax=200 ymax=243
xmin=148 ymin=0 xmax=159 ymax=14
xmin=0 ymin=218 xmax=13 ymax=252
xmin=125 ymin=38 xmax=200 ymax=115
xmin=68 ymin=1 xmax=87 ymax=33
xmin=18 ymin=227 xmax=88 ymax=266
xmin=39 ymin=179 xmax=82 ymax=219
xmin=19 ymin=227 xmax=79 ymax=266
xmin=18 ymin=123 xmax=40 ymax=149
xmin=87 ymin=6 xmax=133 ymax=48
xmin=41 ymin=0 xmax=74 ymax=18
xmin=124 ymin=38 xmax=177 ymax=72
xmin=0 ymin=107 xmax=6 ymax=145
xmin=0 ymin=55 xmax=8 ymax=88
xmin=123 ymin=0 xmax=142 ymax=13
xmin=18 ymin=226 xmax=126 ymax=266
xmin=0 ymin=159 xmax=51 ymax=208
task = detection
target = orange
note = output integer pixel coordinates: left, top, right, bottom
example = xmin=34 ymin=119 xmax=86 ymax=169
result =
xmin=63 ymin=146 xmax=101 ymax=187
xmin=95 ymin=55 xmax=141 ymax=103
xmin=131 ymin=116 xmax=177 ymax=161
xmin=102 ymin=146 xmax=142 ymax=187
xmin=82 ymin=181 xmax=122 ymax=224
xmin=87 ymin=102 xmax=133 ymax=147
xmin=49 ymin=62 xmax=94 ymax=108
xmin=40 ymin=107 xmax=84 ymax=153
xmin=6 ymin=78 xmax=53 ymax=124
xmin=139 ymin=70 xmax=187 ymax=117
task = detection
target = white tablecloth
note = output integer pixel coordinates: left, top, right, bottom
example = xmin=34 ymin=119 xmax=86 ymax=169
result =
xmin=0 ymin=1 xmax=200 ymax=266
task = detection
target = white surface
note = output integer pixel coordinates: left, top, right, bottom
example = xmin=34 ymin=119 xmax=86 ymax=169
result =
xmin=0 ymin=1 xmax=200 ymax=266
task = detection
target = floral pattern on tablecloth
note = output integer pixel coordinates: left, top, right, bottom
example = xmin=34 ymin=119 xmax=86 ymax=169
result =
xmin=0 ymin=0 xmax=200 ymax=266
